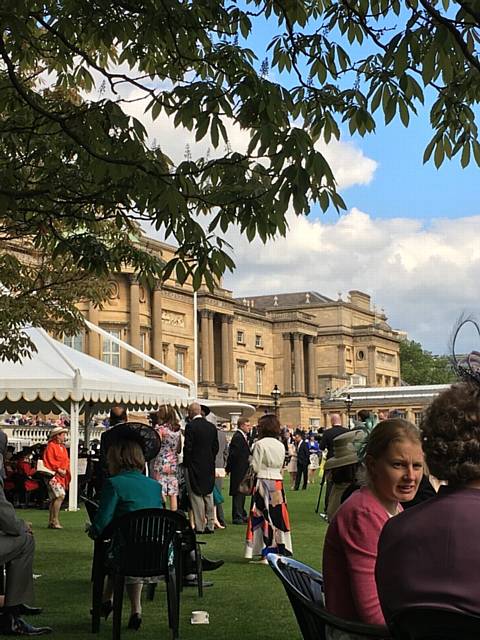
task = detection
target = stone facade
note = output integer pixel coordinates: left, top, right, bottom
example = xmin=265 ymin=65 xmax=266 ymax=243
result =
xmin=67 ymin=232 xmax=402 ymax=427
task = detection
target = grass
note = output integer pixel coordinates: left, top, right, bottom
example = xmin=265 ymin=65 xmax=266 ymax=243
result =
xmin=23 ymin=474 xmax=328 ymax=639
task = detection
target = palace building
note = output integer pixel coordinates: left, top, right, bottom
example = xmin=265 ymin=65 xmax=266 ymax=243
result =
xmin=67 ymin=231 xmax=403 ymax=427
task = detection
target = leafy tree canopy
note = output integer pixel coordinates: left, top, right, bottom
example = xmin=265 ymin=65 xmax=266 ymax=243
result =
xmin=400 ymin=338 xmax=456 ymax=385
xmin=1 ymin=0 xmax=479 ymax=359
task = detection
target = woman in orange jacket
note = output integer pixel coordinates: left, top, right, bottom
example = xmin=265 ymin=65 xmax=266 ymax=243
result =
xmin=43 ymin=427 xmax=71 ymax=529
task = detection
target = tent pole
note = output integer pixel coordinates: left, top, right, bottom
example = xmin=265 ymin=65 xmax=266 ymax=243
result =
xmin=84 ymin=319 xmax=194 ymax=396
xmin=68 ymin=401 xmax=80 ymax=511
xmin=83 ymin=404 xmax=94 ymax=447
xmin=193 ymin=291 xmax=198 ymax=397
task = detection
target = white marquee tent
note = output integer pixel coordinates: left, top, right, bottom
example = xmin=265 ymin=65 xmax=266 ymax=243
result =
xmin=0 ymin=327 xmax=190 ymax=509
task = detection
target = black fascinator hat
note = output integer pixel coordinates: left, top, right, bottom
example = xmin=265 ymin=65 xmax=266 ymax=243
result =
xmin=102 ymin=421 xmax=161 ymax=462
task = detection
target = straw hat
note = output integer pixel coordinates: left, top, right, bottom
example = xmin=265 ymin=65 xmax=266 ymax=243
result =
xmin=324 ymin=430 xmax=363 ymax=470
xmin=49 ymin=426 xmax=68 ymax=439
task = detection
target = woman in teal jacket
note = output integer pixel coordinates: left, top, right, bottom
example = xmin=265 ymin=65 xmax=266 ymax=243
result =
xmin=89 ymin=437 xmax=163 ymax=631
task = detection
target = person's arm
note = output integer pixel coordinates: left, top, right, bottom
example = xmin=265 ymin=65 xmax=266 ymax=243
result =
xmin=338 ymin=508 xmax=387 ymax=625
xmin=88 ymin=479 xmax=119 ymax=538
xmin=212 ymin=427 xmax=219 ymax=458
xmin=183 ymin=423 xmax=193 ymax=467
xmin=43 ymin=443 xmax=61 ymax=472
xmin=319 ymin=433 xmax=328 ymax=452
xmin=225 ymin=435 xmax=239 ymax=474
xmin=250 ymin=442 xmax=263 ymax=474
xmin=222 ymin=434 xmax=229 ymax=467
xmin=0 ymin=483 xmax=25 ymax=536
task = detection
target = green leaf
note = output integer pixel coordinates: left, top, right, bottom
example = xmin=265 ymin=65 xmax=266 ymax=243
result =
xmin=461 ymin=142 xmax=471 ymax=168
xmin=434 ymin=141 xmax=445 ymax=168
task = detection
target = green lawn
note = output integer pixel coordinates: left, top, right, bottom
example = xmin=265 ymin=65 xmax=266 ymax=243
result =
xmin=24 ymin=476 xmax=328 ymax=639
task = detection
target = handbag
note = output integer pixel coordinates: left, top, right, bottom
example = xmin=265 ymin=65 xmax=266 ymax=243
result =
xmin=36 ymin=460 xmax=55 ymax=477
xmin=238 ymin=465 xmax=256 ymax=495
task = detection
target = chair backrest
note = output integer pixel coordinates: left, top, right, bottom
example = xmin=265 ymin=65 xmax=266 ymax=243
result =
xmin=108 ymin=508 xmax=185 ymax=577
xmin=267 ymin=554 xmax=388 ymax=640
xmin=389 ymin=607 xmax=480 ymax=640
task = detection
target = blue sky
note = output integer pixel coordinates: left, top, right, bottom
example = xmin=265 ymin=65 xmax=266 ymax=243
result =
xmin=241 ymin=7 xmax=480 ymax=224
xmin=343 ymin=118 xmax=480 ymax=223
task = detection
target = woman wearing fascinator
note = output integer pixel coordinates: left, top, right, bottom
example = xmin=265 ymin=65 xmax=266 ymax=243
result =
xmin=375 ymin=316 xmax=480 ymax=627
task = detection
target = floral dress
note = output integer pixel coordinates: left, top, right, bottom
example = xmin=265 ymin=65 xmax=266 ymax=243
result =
xmin=151 ymin=423 xmax=180 ymax=496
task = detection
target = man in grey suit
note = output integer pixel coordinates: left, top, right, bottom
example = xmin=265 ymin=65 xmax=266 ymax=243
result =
xmin=0 ymin=479 xmax=52 ymax=635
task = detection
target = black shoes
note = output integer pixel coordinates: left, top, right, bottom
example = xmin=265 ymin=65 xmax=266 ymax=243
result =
xmin=90 ymin=600 xmax=113 ymax=620
xmin=0 ymin=615 xmax=52 ymax=636
xmin=127 ymin=613 xmax=142 ymax=631
xmin=202 ymin=558 xmax=224 ymax=572
xmin=15 ymin=607 xmax=42 ymax=617
xmin=183 ymin=577 xmax=214 ymax=588
xmin=195 ymin=528 xmax=214 ymax=535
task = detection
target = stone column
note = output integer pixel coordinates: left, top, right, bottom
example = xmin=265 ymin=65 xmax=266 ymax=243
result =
xmin=307 ymin=336 xmax=316 ymax=397
xmin=283 ymin=333 xmax=292 ymax=393
xmin=208 ymin=311 xmax=215 ymax=384
xmin=337 ymin=344 xmax=346 ymax=377
xmin=151 ymin=282 xmax=163 ymax=364
xmin=87 ymin=302 xmax=101 ymax=360
xmin=221 ymin=315 xmax=233 ymax=385
xmin=367 ymin=345 xmax=376 ymax=386
xmin=227 ymin=316 xmax=234 ymax=386
xmin=200 ymin=310 xmax=210 ymax=383
xmin=128 ymin=276 xmax=142 ymax=371
xmin=293 ymin=332 xmax=305 ymax=394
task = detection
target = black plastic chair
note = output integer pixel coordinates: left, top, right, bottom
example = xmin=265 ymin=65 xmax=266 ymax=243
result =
xmin=91 ymin=508 xmax=183 ymax=640
xmin=389 ymin=607 xmax=480 ymax=640
xmin=146 ymin=512 xmax=205 ymax=601
xmin=267 ymin=554 xmax=389 ymax=640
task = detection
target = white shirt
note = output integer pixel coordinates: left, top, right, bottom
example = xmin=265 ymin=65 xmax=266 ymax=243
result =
xmin=251 ymin=437 xmax=285 ymax=480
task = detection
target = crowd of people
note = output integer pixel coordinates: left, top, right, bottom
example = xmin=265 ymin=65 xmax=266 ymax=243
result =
xmin=2 ymin=370 xmax=480 ymax=637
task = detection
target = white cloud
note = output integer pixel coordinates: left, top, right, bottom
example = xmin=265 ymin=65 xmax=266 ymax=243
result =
xmin=222 ymin=209 xmax=480 ymax=353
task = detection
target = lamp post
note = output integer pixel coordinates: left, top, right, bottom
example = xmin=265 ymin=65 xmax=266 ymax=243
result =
xmin=271 ymin=384 xmax=281 ymax=417
xmin=344 ymin=393 xmax=353 ymax=429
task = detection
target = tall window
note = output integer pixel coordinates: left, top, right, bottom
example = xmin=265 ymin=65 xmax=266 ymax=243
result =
xmin=237 ymin=363 xmax=246 ymax=393
xmin=255 ymin=334 xmax=263 ymax=348
xmin=255 ymin=366 xmax=263 ymax=396
xmin=237 ymin=330 xmax=245 ymax=345
xmin=102 ymin=329 xmax=121 ymax=367
xmin=141 ymin=332 xmax=149 ymax=355
xmin=175 ymin=350 xmax=185 ymax=376
xmin=63 ymin=333 xmax=83 ymax=352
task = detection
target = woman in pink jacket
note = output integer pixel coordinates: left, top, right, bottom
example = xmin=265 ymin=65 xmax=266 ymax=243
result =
xmin=322 ymin=419 xmax=423 ymax=627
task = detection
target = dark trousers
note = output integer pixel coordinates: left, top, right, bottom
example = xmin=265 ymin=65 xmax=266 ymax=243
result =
xmin=295 ymin=464 xmax=309 ymax=490
xmin=0 ymin=531 xmax=35 ymax=607
xmin=231 ymin=493 xmax=246 ymax=523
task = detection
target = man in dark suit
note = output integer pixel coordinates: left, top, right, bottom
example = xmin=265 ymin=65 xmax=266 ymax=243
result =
xmin=0 ymin=478 xmax=52 ymax=636
xmin=319 ymin=413 xmax=348 ymax=459
xmin=226 ymin=417 xmax=251 ymax=524
xmin=183 ymin=403 xmax=219 ymax=534
xmin=294 ymin=430 xmax=310 ymax=490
